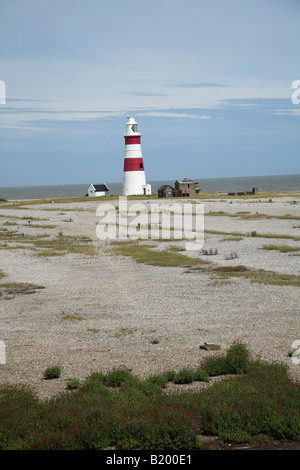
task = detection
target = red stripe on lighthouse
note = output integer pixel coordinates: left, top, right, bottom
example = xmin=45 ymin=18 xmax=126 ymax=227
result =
xmin=124 ymin=158 xmax=144 ymax=172
xmin=125 ymin=136 xmax=141 ymax=145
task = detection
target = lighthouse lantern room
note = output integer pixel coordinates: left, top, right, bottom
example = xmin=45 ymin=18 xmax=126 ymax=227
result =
xmin=123 ymin=116 xmax=151 ymax=196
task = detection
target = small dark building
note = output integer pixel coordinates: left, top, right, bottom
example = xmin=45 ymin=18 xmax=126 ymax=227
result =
xmin=175 ymin=178 xmax=200 ymax=197
xmin=228 ymin=187 xmax=259 ymax=196
xmin=158 ymin=185 xmax=175 ymax=198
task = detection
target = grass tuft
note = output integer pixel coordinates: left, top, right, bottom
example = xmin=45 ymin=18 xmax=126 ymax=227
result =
xmin=61 ymin=313 xmax=86 ymax=321
xmin=0 ymin=282 xmax=45 ymax=298
xmin=111 ymin=242 xmax=204 ymax=267
xmin=43 ymin=365 xmax=61 ymax=380
xmin=261 ymin=244 xmax=300 ymax=253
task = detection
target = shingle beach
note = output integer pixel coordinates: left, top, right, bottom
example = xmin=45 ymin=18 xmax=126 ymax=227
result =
xmin=0 ymin=194 xmax=299 ymax=400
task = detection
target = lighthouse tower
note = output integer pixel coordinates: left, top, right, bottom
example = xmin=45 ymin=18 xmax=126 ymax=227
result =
xmin=123 ymin=116 xmax=150 ymax=196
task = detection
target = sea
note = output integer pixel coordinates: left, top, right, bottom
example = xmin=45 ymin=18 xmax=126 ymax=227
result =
xmin=0 ymin=174 xmax=299 ymax=201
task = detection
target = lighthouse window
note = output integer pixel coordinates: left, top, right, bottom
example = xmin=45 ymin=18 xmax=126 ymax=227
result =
xmin=140 ymin=163 xmax=144 ymax=170
xmin=131 ymin=124 xmax=138 ymax=132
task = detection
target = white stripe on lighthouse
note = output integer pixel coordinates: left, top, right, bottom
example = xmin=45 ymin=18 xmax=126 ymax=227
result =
xmin=124 ymin=144 xmax=143 ymax=158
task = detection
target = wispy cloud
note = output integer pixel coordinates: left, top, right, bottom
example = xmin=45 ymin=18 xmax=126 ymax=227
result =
xmin=6 ymin=98 xmax=48 ymax=103
xmin=167 ymin=83 xmax=228 ymax=88
xmin=272 ymin=109 xmax=300 ymax=116
xmin=125 ymin=91 xmax=168 ymax=97
xmin=137 ymin=111 xmax=211 ymax=119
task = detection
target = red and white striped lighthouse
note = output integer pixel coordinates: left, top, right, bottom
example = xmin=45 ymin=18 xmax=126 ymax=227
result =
xmin=123 ymin=116 xmax=150 ymax=196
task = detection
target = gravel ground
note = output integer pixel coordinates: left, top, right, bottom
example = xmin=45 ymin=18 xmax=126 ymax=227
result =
xmin=0 ymin=195 xmax=299 ymax=400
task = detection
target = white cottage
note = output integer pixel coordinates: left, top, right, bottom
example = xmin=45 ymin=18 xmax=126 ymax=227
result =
xmin=88 ymin=184 xmax=109 ymax=197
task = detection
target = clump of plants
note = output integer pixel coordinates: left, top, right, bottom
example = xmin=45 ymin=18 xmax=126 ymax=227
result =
xmin=66 ymin=379 xmax=80 ymax=390
xmin=173 ymin=369 xmax=195 ymax=384
xmin=103 ymin=369 xmax=133 ymax=387
xmin=200 ymin=248 xmax=218 ymax=256
xmin=43 ymin=365 xmax=61 ymax=380
xmin=201 ymin=342 xmax=250 ymax=376
xmin=224 ymin=251 xmax=239 ymax=260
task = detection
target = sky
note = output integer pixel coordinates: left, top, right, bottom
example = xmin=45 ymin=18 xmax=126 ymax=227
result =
xmin=0 ymin=0 xmax=300 ymax=188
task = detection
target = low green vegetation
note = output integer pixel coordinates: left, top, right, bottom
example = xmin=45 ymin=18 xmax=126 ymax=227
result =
xmin=0 ymin=214 xmax=49 ymax=221
xmin=108 ymin=327 xmax=137 ymax=339
xmin=0 ymin=282 xmax=45 ymax=299
xmin=0 ymin=228 xmax=50 ymax=244
xmin=26 ymin=223 xmax=57 ymax=229
xmin=110 ymin=238 xmax=300 ymax=287
xmin=3 ymin=220 xmax=56 ymax=229
xmin=1 ymin=192 xmax=299 ymax=213
xmin=33 ymin=234 xmax=97 ymax=257
xmin=0 ymin=269 xmax=45 ymax=299
xmin=206 ymin=210 xmax=300 ymax=221
xmin=0 ymin=344 xmax=299 ymax=450
xmin=221 ymin=236 xmax=243 ymax=242
xmin=261 ymin=244 xmax=300 ymax=253
xmin=111 ymin=242 xmax=203 ymax=267
xmin=208 ymin=266 xmax=300 ymax=287
xmin=111 ymin=241 xmax=300 ymax=287
xmin=66 ymin=379 xmax=80 ymax=390
xmin=43 ymin=365 xmax=61 ymax=380
xmin=0 ymin=228 xmax=97 ymax=257
xmin=224 ymin=251 xmax=239 ymax=260
xmin=205 ymin=229 xmax=300 ymax=242
xmin=61 ymin=313 xmax=86 ymax=321
xmin=200 ymin=248 xmax=218 ymax=256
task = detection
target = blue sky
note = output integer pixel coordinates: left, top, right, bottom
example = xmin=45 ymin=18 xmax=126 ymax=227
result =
xmin=0 ymin=0 xmax=299 ymax=187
